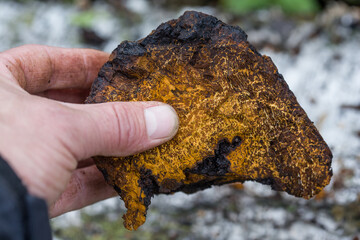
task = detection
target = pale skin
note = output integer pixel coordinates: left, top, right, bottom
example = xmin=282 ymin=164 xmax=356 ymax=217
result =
xmin=0 ymin=45 xmax=178 ymax=218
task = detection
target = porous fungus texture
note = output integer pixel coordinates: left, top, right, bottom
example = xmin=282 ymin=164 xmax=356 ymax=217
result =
xmin=86 ymin=11 xmax=333 ymax=230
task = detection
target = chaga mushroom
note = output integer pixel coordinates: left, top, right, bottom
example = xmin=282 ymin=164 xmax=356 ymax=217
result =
xmin=86 ymin=11 xmax=332 ymax=230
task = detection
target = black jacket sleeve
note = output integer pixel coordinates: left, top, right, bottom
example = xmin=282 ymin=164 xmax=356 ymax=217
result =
xmin=0 ymin=155 xmax=52 ymax=240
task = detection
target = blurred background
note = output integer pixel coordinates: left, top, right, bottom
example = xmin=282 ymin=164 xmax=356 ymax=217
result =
xmin=0 ymin=0 xmax=359 ymax=239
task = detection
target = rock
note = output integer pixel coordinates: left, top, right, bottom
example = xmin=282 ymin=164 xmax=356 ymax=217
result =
xmin=86 ymin=11 xmax=332 ymax=230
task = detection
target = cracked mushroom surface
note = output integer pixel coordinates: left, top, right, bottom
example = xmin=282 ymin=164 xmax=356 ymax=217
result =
xmin=86 ymin=11 xmax=332 ymax=230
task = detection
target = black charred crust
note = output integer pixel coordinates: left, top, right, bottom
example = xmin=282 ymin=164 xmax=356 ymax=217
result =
xmin=97 ymin=166 xmax=123 ymax=194
xmin=116 ymin=41 xmax=147 ymax=56
xmin=159 ymin=178 xmax=182 ymax=193
xmin=113 ymin=185 xmax=122 ymax=195
xmin=178 ymin=178 xmax=242 ymax=194
xmin=254 ymin=177 xmax=283 ymax=191
xmin=187 ymin=136 xmax=242 ymax=176
xmin=138 ymin=168 xmax=159 ymax=209
xmin=140 ymin=11 xmax=247 ymax=47
xmin=97 ymin=167 xmax=109 ymax=181
xmin=179 ymin=179 xmax=222 ymax=194
xmin=98 ymin=166 xmax=124 ymax=195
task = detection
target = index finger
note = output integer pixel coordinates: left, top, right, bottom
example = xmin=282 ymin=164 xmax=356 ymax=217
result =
xmin=0 ymin=44 xmax=109 ymax=94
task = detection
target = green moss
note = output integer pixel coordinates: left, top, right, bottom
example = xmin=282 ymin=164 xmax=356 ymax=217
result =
xmin=278 ymin=0 xmax=319 ymax=15
xmin=221 ymin=0 xmax=319 ymax=15
xmin=71 ymin=10 xmax=97 ymax=28
xmin=221 ymin=0 xmax=271 ymax=14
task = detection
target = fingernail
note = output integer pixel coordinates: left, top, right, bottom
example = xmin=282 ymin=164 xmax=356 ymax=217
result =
xmin=144 ymin=105 xmax=179 ymax=139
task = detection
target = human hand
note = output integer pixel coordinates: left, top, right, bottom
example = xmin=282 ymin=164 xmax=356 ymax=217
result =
xmin=0 ymin=45 xmax=178 ymax=217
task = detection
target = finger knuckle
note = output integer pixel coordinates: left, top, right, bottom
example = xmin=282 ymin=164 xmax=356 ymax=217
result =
xmin=109 ymin=103 xmax=146 ymax=153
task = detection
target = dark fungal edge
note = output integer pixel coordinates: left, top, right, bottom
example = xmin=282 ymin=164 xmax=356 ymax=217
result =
xmin=138 ymin=168 xmax=159 ymax=210
xmin=140 ymin=11 xmax=248 ymax=47
xmin=97 ymin=165 xmax=124 ymax=194
xmin=186 ymin=136 xmax=242 ymax=176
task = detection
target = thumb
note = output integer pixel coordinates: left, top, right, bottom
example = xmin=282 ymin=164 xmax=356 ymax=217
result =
xmin=68 ymin=101 xmax=179 ymax=159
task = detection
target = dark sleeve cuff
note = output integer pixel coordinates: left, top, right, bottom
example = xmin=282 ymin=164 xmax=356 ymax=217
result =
xmin=0 ymin=155 xmax=52 ymax=240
